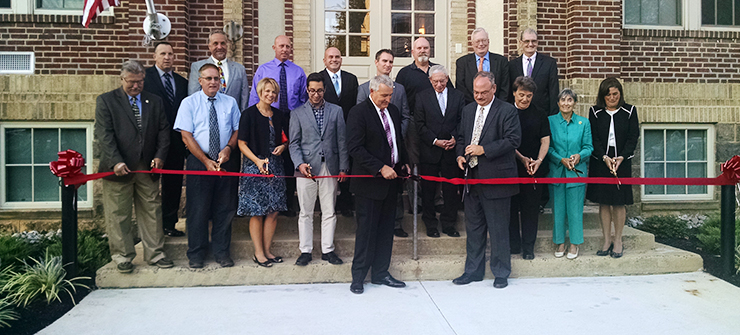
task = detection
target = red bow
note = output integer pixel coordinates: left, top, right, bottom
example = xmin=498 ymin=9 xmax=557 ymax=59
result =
xmin=721 ymin=155 xmax=740 ymax=184
xmin=49 ymin=149 xmax=85 ymax=186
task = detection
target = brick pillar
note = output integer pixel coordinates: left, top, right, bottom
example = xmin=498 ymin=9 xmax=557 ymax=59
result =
xmin=223 ymin=0 xmax=244 ymax=63
xmin=515 ymin=0 xmax=537 ymax=56
xmin=565 ymin=0 xmax=621 ymax=79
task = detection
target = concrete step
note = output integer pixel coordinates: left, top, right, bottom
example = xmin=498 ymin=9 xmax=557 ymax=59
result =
xmin=95 ymin=244 xmax=703 ymax=288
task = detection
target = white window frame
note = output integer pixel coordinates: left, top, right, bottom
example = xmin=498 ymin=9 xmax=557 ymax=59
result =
xmin=0 ymin=0 xmax=113 ymax=16
xmin=640 ymin=124 xmax=715 ymax=202
xmin=0 ymin=122 xmax=94 ymax=209
xmin=624 ymin=1 xmax=740 ymax=31
xmin=0 ymin=51 xmax=35 ymax=74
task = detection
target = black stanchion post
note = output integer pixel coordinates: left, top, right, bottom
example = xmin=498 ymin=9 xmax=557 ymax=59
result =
xmin=720 ymin=184 xmax=737 ymax=276
xmin=61 ymin=183 xmax=78 ymax=279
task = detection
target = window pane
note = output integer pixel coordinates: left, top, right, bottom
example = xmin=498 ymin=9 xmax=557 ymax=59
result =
xmin=665 ymin=129 xmax=685 ymax=161
xmin=645 ymin=162 xmax=665 ymax=194
xmin=325 ymin=35 xmax=347 ymax=56
xmin=61 ymin=129 xmax=87 ymax=160
xmin=77 ymin=183 xmax=87 ymax=202
xmin=6 ymin=128 xmax=31 ymax=165
xmin=415 ymin=0 xmax=434 ymax=10
xmin=736 ymin=0 xmax=740 ymax=25
xmin=687 ymin=163 xmax=708 ymax=194
xmin=6 ymin=166 xmax=31 ymax=201
xmin=325 ymin=0 xmax=346 ymax=10
xmin=325 ymin=11 xmax=346 ymax=33
xmin=658 ymin=0 xmax=678 ymax=25
xmin=702 ymin=0 xmax=716 ymax=24
xmin=717 ymin=0 xmax=733 ymax=25
xmin=666 ymin=163 xmax=686 ymax=194
xmin=37 ymin=0 xmax=83 ymax=9
xmin=686 ymin=129 xmax=706 ymax=161
xmin=625 ymin=0 xmax=640 ymax=24
xmin=392 ymin=0 xmax=411 ymax=10
xmin=392 ymin=36 xmax=412 ymax=58
xmin=640 ymin=0 xmax=660 ymax=25
xmin=349 ymin=11 xmax=369 ymax=33
xmin=415 ymin=13 xmax=434 ymax=34
xmin=644 ymin=130 xmax=664 ymax=161
xmin=348 ymin=0 xmax=368 ymax=10
xmin=392 ymin=13 xmax=411 ymax=34
xmin=0 ymin=0 xmax=10 ymax=8
xmin=34 ymin=166 xmax=59 ymax=201
xmin=348 ymin=35 xmax=370 ymax=56
xmin=34 ymin=128 xmax=59 ymax=165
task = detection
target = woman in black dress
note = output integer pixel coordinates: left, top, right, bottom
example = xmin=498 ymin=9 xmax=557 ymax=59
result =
xmin=586 ymin=78 xmax=639 ymax=258
xmin=238 ymin=78 xmax=288 ymax=267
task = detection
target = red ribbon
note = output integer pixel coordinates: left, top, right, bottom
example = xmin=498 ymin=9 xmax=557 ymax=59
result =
xmin=49 ymin=150 xmax=85 ymax=186
xmin=720 ymin=155 xmax=740 ymax=184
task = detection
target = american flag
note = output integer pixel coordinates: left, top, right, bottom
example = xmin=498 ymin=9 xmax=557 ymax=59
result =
xmin=82 ymin=0 xmax=120 ymax=28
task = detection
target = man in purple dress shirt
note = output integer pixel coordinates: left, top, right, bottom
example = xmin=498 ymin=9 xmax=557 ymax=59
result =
xmin=249 ymin=35 xmax=308 ymax=216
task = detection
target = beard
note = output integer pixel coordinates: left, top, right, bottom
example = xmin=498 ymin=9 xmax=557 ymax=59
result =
xmin=417 ymin=55 xmax=429 ymax=63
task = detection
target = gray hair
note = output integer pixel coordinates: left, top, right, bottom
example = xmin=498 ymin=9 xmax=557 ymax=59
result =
xmin=473 ymin=71 xmax=496 ymax=86
xmin=471 ymin=27 xmax=488 ymax=41
xmin=520 ymin=27 xmax=538 ymax=40
xmin=208 ymin=29 xmax=227 ymax=44
xmin=120 ymin=60 xmax=144 ymax=76
xmin=428 ymin=65 xmax=448 ymax=78
xmin=558 ymin=88 xmax=578 ymax=103
xmin=369 ymin=75 xmax=394 ymax=91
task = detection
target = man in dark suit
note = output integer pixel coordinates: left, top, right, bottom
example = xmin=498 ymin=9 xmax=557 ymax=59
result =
xmin=508 ymin=28 xmax=559 ymax=116
xmin=456 ymin=28 xmax=510 ymax=103
xmin=453 ymin=71 xmax=521 ymax=289
xmin=414 ymin=65 xmax=465 ymax=238
xmin=319 ymin=47 xmax=358 ymax=218
xmin=347 ymin=75 xmax=409 ymax=294
xmin=95 ymin=60 xmax=173 ymax=273
xmin=143 ymin=41 xmax=188 ymax=237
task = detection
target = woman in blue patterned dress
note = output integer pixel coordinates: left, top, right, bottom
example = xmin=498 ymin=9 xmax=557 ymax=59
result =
xmin=238 ymin=78 xmax=287 ymax=267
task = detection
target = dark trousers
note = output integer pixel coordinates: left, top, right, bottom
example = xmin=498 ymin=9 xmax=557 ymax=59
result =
xmin=463 ymin=185 xmax=512 ymax=279
xmin=282 ymin=151 xmax=296 ymax=211
xmin=509 ymin=183 xmax=543 ymax=254
xmin=419 ymin=160 xmax=460 ymax=231
xmin=185 ymin=157 xmax=237 ymax=262
xmin=336 ymin=157 xmax=353 ymax=211
xmin=351 ymin=188 xmax=398 ymax=283
xmin=161 ymin=134 xmax=185 ymax=230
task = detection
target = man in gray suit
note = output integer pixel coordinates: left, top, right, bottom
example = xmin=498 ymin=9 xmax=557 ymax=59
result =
xmin=453 ymin=71 xmax=521 ymax=289
xmin=95 ymin=60 xmax=173 ymax=273
xmin=290 ymin=73 xmax=349 ymax=266
xmin=357 ymin=49 xmax=412 ymax=238
xmin=188 ymin=30 xmax=250 ymax=111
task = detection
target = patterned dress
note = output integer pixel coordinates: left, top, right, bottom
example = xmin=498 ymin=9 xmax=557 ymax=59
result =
xmin=237 ymin=122 xmax=287 ymax=216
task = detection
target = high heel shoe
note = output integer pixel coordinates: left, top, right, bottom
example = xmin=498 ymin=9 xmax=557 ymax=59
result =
xmin=610 ymin=244 xmax=624 ymax=258
xmin=253 ymin=255 xmax=273 ymax=267
xmin=566 ymin=246 xmax=579 ymax=260
xmin=554 ymin=244 xmax=566 ymax=258
xmin=596 ymin=243 xmax=613 ymax=256
xmin=267 ymin=256 xmax=283 ymax=264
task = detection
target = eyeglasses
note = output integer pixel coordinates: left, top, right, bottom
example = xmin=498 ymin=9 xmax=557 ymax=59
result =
xmin=522 ymin=39 xmax=538 ymax=45
xmin=308 ymin=89 xmax=325 ymax=95
xmin=200 ymin=76 xmax=221 ymax=82
xmin=122 ymin=78 xmax=145 ymax=86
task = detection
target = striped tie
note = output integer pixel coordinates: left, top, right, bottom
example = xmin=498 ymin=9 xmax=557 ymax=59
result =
xmin=279 ymin=62 xmax=289 ymax=114
xmin=162 ymin=72 xmax=175 ymax=106
xmin=526 ymin=58 xmax=533 ymax=77
xmin=131 ymin=97 xmax=141 ymax=132
xmin=379 ymin=109 xmax=395 ymax=165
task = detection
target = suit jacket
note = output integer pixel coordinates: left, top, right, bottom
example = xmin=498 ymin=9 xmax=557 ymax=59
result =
xmin=346 ymin=98 xmax=408 ymax=200
xmin=94 ymin=88 xmax=170 ymax=181
xmin=455 ymin=52 xmax=510 ymax=103
xmin=320 ymin=69 xmax=359 ymax=122
xmin=415 ymin=87 xmax=466 ymax=164
xmin=289 ymin=100 xmax=349 ymax=176
xmin=508 ymin=53 xmax=559 ymax=116
xmin=456 ymin=98 xmax=521 ymax=199
xmin=188 ymin=58 xmax=250 ymax=111
xmin=357 ymin=80 xmax=410 ymax=136
xmin=547 ymin=113 xmax=593 ymax=187
xmin=144 ymin=66 xmax=188 ymax=155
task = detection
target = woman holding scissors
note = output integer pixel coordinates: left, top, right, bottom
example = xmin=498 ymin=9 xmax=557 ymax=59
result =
xmin=547 ymin=88 xmax=593 ymax=259
xmin=237 ymin=77 xmax=288 ymax=267
xmin=587 ymin=78 xmax=640 ymax=258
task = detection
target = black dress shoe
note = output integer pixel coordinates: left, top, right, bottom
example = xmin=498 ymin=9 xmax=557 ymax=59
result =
xmin=442 ymin=227 xmax=460 ymax=237
xmin=371 ymin=275 xmax=406 ymax=288
xmin=216 ymin=257 xmax=234 ymax=268
xmin=493 ymin=277 xmax=508 ymax=289
xmin=295 ymin=253 xmax=312 ymax=266
xmin=452 ymin=273 xmax=483 ymax=285
xmin=394 ymin=228 xmax=409 ymax=238
xmin=427 ymin=228 xmax=440 ymax=238
xmin=341 ymin=209 xmax=354 ymax=217
xmin=164 ymin=228 xmax=185 ymax=237
xmin=279 ymin=210 xmax=296 ymax=217
xmin=322 ymin=251 xmax=343 ymax=265
xmin=350 ymin=282 xmax=364 ymax=294
xmin=597 ymin=243 xmax=614 ymax=256
xmin=189 ymin=260 xmax=204 ymax=269
xmin=522 ymin=252 xmax=535 ymax=260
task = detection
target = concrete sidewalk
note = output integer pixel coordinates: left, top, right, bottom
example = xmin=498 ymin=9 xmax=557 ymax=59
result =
xmin=41 ymin=272 xmax=740 ymax=335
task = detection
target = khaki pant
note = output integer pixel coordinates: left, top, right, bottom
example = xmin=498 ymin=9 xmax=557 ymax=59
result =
xmin=296 ymin=162 xmax=338 ymax=254
xmin=103 ymin=173 xmax=166 ymax=264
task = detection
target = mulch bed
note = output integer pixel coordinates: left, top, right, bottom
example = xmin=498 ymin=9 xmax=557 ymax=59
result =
xmin=656 ymin=236 xmax=740 ymax=288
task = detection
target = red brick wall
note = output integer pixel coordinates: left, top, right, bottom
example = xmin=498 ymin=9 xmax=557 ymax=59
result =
xmin=466 ymin=0 xmax=476 ymax=53
xmin=537 ymin=0 xmax=568 ymax=78
xmin=243 ymin=0 xmax=259 ymax=77
xmin=564 ymin=0 xmax=622 ymax=79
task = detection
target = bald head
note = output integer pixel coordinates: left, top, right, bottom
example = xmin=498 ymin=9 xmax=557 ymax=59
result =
xmin=273 ymin=35 xmax=293 ymax=62
xmin=323 ymin=47 xmax=342 ymax=73
xmin=412 ymin=37 xmax=430 ymax=65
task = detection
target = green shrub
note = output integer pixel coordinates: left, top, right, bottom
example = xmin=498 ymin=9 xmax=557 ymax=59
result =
xmin=1 ymin=249 xmax=89 ymax=308
xmin=696 ymin=216 xmax=740 ymax=255
xmin=635 ymin=215 xmax=692 ymax=239
xmin=0 ymin=235 xmax=44 ymax=271
xmin=47 ymin=229 xmax=110 ymax=276
xmin=0 ymin=298 xmax=19 ymax=328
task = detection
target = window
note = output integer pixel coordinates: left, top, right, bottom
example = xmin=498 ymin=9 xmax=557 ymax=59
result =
xmin=702 ymin=0 xmax=740 ymax=26
xmin=390 ymin=0 xmax=436 ymax=58
xmin=624 ymin=1 xmax=740 ymax=30
xmin=641 ymin=125 xmax=715 ymax=201
xmin=0 ymin=52 xmax=35 ymax=74
xmin=0 ymin=0 xmax=11 ymax=8
xmin=325 ymin=0 xmax=371 ymax=57
xmin=0 ymin=0 xmax=110 ymax=15
xmin=625 ymin=0 xmax=682 ymax=27
xmin=1 ymin=123 xmax=93 ymax=209
xmin=36 ymin=0 xmax=83 ymax=10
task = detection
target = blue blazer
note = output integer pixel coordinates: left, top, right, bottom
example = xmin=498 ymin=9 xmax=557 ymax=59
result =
xmin=547 ymin=112 xmax=593 ymax=187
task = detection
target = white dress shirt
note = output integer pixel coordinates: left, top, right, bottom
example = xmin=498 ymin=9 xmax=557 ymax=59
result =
xmin=522 ymin=52 xmax=537 ymax=76
xmin=327 ymin=69 xmax=342 ymax=95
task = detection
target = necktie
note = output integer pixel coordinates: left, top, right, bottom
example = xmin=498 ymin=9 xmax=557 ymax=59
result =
xmin=477 ymin=56 xmax=484 ymax=72
xmin=162 ymin=72 xmax=175 ymax=106
xmin=279 ymin=62 xmax=290 ymax=114
xmin=438 ymin=92 xmax=446 ymax=116
xmin=332 ymin=73 xmax=341 ymax=97
xmin=526 ymin=58 xmax=533 ymax=77
xmin=468 ymin=106 xmax=486 ymax=168
xmin=379 ymin=109 xmax=395 ymax=165
xmin=217 ymin=61 xmax=226 ymax=93
xmin=208 ymin=97 xmax=220 ymax=161
xmin=131 ymin=97 xmax=141 ymax=132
